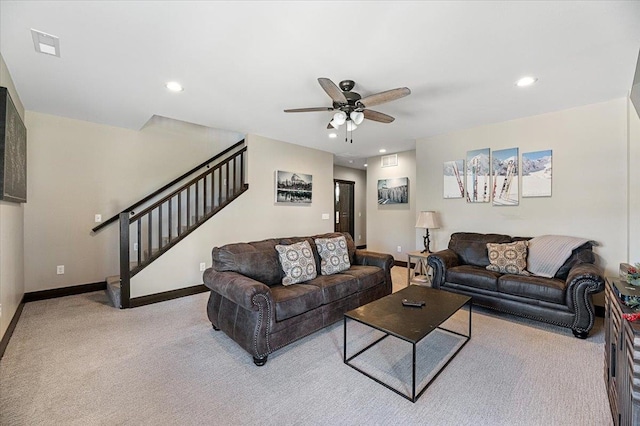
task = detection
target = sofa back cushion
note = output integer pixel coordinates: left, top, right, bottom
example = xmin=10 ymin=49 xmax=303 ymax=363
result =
xmin=554 ymin=242 xmax=595 ymax=280
xmin=211 ymin=232 xmax=356 ymax=287
xmin=212 ymin=238 xmax=282 ymax=286
xmin=448 ymin=232 xmax=512 ymax=267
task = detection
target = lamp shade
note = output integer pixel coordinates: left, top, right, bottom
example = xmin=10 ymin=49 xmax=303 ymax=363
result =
xmin=350 ymin=111 xmax=364 ymax=125
xmin=333 ymin=111 xmax=347 ymax=125
xmin=346 ymin=120 xmax=357 ymax=131
xmin=415 ymin=211 xmax=439 ymax=229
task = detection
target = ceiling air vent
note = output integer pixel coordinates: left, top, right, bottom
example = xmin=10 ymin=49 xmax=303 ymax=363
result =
xmin=381 ymin=154 xmax=398 ymax=168
xmin=31 ymin=29 xmax=60 ymax=57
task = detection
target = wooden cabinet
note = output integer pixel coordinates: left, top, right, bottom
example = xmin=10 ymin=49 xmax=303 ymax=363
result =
xmin=604 ymin=278 xmax=640 ymax=425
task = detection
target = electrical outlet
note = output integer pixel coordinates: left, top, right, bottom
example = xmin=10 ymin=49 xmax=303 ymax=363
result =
xmin=199 ymin=262 xmax=207 ymax=272
xmin=397 ymin=246 xmax=402 ymax=253
xmin=94 ymin=214 xmax=102 ymax=223
xmin=0 ymin=304 xmax=2 ymax=318
xmin=134 ymin=243 xmax=138 ymax=251
xmin=56 ymin=265 xmax=65 ymax=275
xmin=358 ymin=235 xmax=361 ymax=240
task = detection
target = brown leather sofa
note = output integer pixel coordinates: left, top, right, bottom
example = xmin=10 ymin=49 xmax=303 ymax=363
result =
xmin=203 ymin=232 xmax=393 ymax=365
xmin=427 ymin=232 xmax=604 ymax=338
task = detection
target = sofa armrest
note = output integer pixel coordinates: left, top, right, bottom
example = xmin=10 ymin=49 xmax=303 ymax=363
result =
xmin=203 ymin=268 xmax=272 ymax=311
xmin=565 ymin=263 xmax=605 ymax=333
xmin=354 ymin=249 xmax=394 ymax=271
xmin=427 ymin=249 xmax=460 ymax=289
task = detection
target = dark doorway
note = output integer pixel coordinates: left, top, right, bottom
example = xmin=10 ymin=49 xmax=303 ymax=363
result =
xmin=334 ymin=179 xmax=355 ymax=238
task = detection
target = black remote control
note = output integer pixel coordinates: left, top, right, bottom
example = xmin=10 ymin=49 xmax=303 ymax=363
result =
xmin=402 ymin=299 xmax=425 ymax=307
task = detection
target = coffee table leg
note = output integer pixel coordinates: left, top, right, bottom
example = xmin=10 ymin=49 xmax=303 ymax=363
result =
xmin=412 ymin=342 xmax=417 ymax=402
xmin=343 ymin=316 xmax=347 ymax=362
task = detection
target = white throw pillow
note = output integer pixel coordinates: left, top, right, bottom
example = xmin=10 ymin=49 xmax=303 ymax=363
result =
xmin=275 ymin=240 xmax=317 ymax=285
xmin=315 ymin=236 xmax=351 ymax=275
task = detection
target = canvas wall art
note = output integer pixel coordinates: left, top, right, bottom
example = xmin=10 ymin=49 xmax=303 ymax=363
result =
xmin=377 ymin=177 xmax=408 ymax=204
xmin=443 ymin=160 xmax=465 ymax=199
xmin=522 ymin=150 xmax=552 ymax=197
xmin=492 ymin=147 xmax=519 ymax=206
xmin=0 ymin=87 xmax=27 ymax=203
xmin=466 ymin=148 xmax=490 ymax=203
xmin=275 ymin=170 xmax=312 ymax=203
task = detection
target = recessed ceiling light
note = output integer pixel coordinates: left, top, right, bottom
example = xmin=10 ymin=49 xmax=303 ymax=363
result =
xmin=364 ymin=163 xmax=368 ymax=167
xmin=328 ymin=133 xmax=337 ymax=139
xmin=165 ymin=81 xmax=184 ymax=92
xmin=379 ymin=149 xmax=387 ymax=153
xmin=515 ymin=76 xmax=537 ymax=87
xmin=348 ymin=160 xmax=354 ymax=164
xmin=31 ymin=29 xmax=60 ymax=57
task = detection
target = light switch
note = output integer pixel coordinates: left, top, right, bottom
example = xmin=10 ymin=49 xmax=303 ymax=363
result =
xmin=321 ymin=213 xmax=330 ymax=220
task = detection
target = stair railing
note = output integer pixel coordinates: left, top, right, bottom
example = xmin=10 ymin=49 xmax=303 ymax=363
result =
xmin=117 ymin=143 xmax=247 ymax=308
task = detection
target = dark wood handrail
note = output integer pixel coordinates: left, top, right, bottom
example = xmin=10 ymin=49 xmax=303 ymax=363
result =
xmin=130 ymin=147 xmax=246 ymax=222
xmin=92 ymin=139 xmax=245 ymax=233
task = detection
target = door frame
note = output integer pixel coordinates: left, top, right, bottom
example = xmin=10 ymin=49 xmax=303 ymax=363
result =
xmin=334 ymin=179 xmax=355 ymax=238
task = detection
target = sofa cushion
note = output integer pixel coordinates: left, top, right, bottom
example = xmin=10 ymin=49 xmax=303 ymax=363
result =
xmin=340 ymin=265 xmax=385 ymax=291
xmin=305 ymin=274 xmax=360 ymax=304
xmin=212 ymin=239 xmax=282 ymax=286
xmin=497 ymin=274 xmax=566 ymax=305
xmin=448 ymin=232 xmax=512 ymax=267
xmin=315 ymin=236 xmax=351 ymax=275
xmin=275 ymin=240 xmax=317 ymax=285
xmin=270 ymin=284 xmax=324 ymax=321
xmin=486 ymin=241 xmax=529 ymax=275
xmin=446 ymin=265 xmax=500 ymax=291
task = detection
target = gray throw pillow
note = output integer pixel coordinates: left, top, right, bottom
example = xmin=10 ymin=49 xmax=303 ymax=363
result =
xmin=315 ymin=236 xmax=351 ymax=275
xmin=275 ymin=240 xmax=317 ymax=285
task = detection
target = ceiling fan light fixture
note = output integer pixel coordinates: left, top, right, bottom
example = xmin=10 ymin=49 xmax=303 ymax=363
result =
xmin=350 ymin=111 xmax=364 ymax=125
xmin=346 ymin=121 xmax=357 ymax=132
xmin=329 ymin=120 xmax=340 ymax=129
xmin=333 ymin=111 xmax=347 ymax=125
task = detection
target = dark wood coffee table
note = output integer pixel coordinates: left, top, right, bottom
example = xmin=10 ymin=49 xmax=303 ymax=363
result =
xmin=344 ymin=285 xmax=471 ymax=402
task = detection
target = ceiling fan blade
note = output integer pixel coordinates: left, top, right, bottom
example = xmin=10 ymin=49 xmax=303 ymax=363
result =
xmin=318 ymin=78 xmax=347 ymax=104
xmin=358 ymin=87 xmax=411 ymax=108
xmin=363 ymin=109 xmax=395 ymax=123
xmin=327 ymin=122 xmax=334 ymax=129
xmin=284 ymin=107 xmax=334 ymax=113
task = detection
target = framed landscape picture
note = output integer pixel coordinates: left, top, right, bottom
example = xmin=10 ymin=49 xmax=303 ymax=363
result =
xmin=522 ymin=150 xmax=552 ymax=197
xmin=377 ymin=177 xmax=408 ymax=204
xmin=275 ymin=170 xmax=312 ymax=203
xmin=492 ymin=147 xmax=519 ymax=206
xmin=443 ymin=160 xmax=465 ymax=199
xmin=0 ymin=87 xmax=27 ymax=203
xmin=466 ymin=148 xmax=490 ymax=203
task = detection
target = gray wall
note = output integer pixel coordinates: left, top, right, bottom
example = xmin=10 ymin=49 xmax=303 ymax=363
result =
xmin=366 ymin=150 xmax=417 ymax=262
xmin=0 ymin=53 xmax=25 ymax=340
xmin=333 ymin=165 xmax=367 ymax=246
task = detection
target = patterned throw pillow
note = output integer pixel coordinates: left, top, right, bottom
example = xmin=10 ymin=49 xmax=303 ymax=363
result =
xmin=486 ymin=241 xmax=530 ymax=275
xmin=275 ymin=240 xmax=317 ymax=285
xmin=315 ymin=236 xmax=351 ymax=275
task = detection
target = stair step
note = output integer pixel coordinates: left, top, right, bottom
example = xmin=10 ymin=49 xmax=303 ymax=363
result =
xmin=105 ymin=275 xmax=121 ymax=308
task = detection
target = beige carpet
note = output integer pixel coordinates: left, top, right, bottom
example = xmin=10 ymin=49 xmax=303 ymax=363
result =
xmin=0 ymin=267 xmax=612 ymax=425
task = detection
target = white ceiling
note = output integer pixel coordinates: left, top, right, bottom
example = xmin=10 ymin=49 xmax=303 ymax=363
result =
xmin=1 ymin=1 xmax=640 ymax=169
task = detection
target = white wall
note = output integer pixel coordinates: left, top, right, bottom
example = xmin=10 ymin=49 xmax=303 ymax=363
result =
xmin=131 ymin=134 xmax=334 ymax=297
xmin=366 ymin=150 xmax=416 ymax=261
xmin=0 ymin=53 xmax=25 ymax=340
xmin=333 ymin=165 xmax=367 ymax=246
xmin=416 ymin=98 xmax=630 ymax=306
xmin=24 ymin=112 xmax=240 ymax=293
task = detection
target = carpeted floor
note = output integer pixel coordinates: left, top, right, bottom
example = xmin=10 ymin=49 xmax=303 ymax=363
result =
xmin=0 ymin=267 xmax=612 ymax=425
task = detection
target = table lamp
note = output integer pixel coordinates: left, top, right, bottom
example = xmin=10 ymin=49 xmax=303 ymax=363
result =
xmin=415 ymin=211 xmax=439 ymax=253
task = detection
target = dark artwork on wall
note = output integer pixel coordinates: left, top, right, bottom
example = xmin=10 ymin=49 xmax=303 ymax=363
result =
xmin=275 ymin=170 xmax=312 ymax=204
xmin=0 ymin=87 xmax=27 ymax=203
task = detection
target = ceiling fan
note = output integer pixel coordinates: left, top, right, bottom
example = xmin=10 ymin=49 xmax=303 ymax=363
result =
xmin=284 ymin=78 xmax=411 ymax=135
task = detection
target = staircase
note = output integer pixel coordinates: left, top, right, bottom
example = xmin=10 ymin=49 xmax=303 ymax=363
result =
xmin=96 ymin=140 xmax=248 ymax=308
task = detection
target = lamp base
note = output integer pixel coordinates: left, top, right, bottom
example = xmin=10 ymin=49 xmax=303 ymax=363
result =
xmin=422 ymin=229 xmax=431 ymax=253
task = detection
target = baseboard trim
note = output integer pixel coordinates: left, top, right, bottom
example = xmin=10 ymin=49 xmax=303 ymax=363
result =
xmin=395 ymin=260 xmax=410 ymax=268
xmin=0 ymin=299 xmax=25 ymax=360
xmin=129 ymin=284 xmax=208 ymax=308
xmin=23 ymin=281 xmax=107 ymax=303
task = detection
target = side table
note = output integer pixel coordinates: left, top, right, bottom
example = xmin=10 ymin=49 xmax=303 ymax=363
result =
xmin=406 ymin=251 xmax=432 ymax=286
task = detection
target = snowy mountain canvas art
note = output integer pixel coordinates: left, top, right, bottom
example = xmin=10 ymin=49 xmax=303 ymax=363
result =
xmin=522 ymin=150 xmax=552 ymax=197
